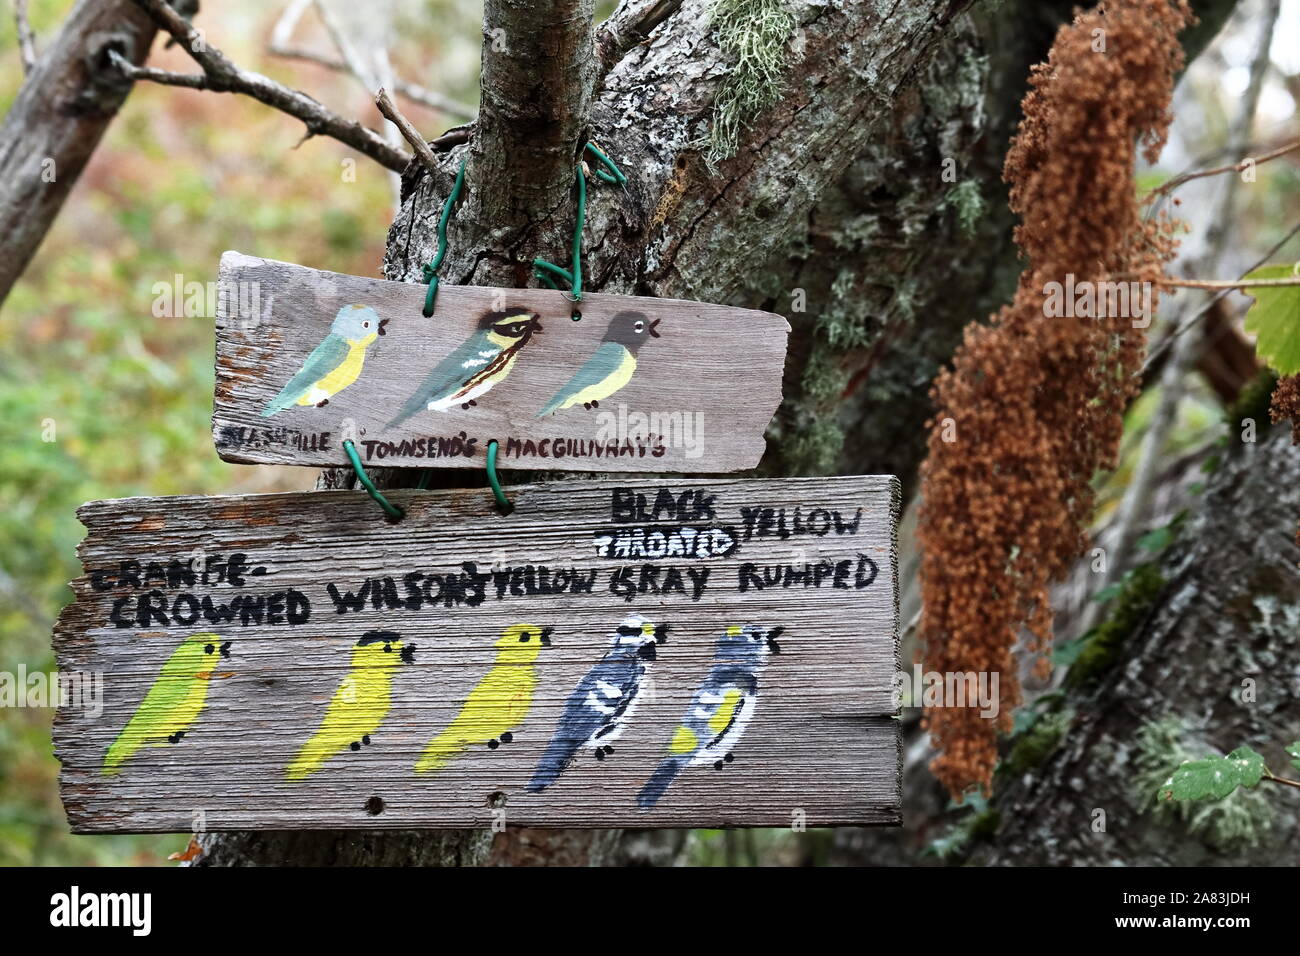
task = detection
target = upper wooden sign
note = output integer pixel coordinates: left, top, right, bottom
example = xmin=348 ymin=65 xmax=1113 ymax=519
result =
xmin=213 ymin=253 xmax=790 ymax=472
xmin=55 ymin=477 xmax=899 ymax=832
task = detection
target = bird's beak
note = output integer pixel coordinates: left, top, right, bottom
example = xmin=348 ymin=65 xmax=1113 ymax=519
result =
xmin=648 ymin=318 xmax=661 ymax=338
xmin=401 ymin=644 xmax=416 ymax=664
xmin=653 ymin=623 xmax=669 ymax=644
xmin=220 ymin=641 xmax=232 ymax=659
xmin=638 ymin=641 xmax=657 ymax=661
xmin=766 ymin=627 xmax=784 ymax=654
xmin=377 ymin=318 xmax=389 ymax=336
xmin=530 ymin=315 xmax=544 ymax=335
xmin=540 ymin=627 xmax=554 ymax=646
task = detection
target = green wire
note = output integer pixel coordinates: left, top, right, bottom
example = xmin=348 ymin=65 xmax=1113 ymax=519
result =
xmin=422 ymin=157 xmax=467 ymax=317
xmin=585 ymin=142 xmax=626 ymax=185
xmin=342 ymin=440 xmax=405 ymax=521
xmin=531 ymin=145 xmax=624 ymax=319
xmin=485 ymin=440 xmax=513 ymax=514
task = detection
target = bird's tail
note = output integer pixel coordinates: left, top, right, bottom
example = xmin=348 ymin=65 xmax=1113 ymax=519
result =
xmin=534 ymin=394 xmax=564 ymax=419
xmin=526 ymin=734 xmax=583 ymax=792
xmin=260 ymin=388 xmax=298 ymax=418
xmin=386 ymin=379 xmax=441 ymax=430
xmin=637 ymin=757 xmax=684 ymax=810
xmin=101 ymin=735 xmax=140 ymax=776
xmin=414 ymin=731 xmax=464 ymax=774
xmin=284 ymin=738 xmax=325 ymax=782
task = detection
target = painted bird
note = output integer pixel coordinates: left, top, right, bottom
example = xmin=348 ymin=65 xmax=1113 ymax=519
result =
xmin=526 ymin=614 xmax=668 ymax=793
xmin=285 ymin=630 xmax=415 ymax=782
xmin=387 ymin=309 xmax=542 ymax=428
xmin=415 ymin=623 xmax=552 ymax=774
xmin=535 ymin=311 xmax=660 ymax=416
xmin=102 ymin=633 xmax=232 ymax=775
xmin=261 ymin=304 xmax=388 ymax=416
xmin=636 ymin=624 xmax=782 ymax=810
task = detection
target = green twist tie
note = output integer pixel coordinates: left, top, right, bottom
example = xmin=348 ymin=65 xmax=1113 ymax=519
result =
xmin=342 ymin=439 xmax=405 ymax=522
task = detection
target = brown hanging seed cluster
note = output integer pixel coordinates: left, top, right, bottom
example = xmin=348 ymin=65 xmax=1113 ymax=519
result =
xmin=1270 ymin=375 xmax=1300 ymax=548
xmin=917 ymin=0 xmax=1191 ymax=798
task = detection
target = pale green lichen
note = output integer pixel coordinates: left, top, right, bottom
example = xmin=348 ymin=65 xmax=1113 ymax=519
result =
xmin=943 ymin=179 xmax=985 ymax=237
xmin=1132 ymin=718 xmax=1276 ymax=851
xmin=705 ymin=0 xmax=798 ymax=164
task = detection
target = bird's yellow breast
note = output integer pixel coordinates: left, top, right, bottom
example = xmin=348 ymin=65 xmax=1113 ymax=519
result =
xmin=296 ymin=339 xmax=372 ymax=404
xmin=560 ymin=348 xmax=637 ymax=411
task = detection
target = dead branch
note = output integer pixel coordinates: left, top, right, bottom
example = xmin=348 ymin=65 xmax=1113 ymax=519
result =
xmin=596 ymin=0 xmax=683 ymax=74
xmin=375 ymin=87 xmax=439 ymax=176
xmin=13 ymin=0 xmax=38 ymax=73
xmin=126 ymin=0 xmax=410 ymax=172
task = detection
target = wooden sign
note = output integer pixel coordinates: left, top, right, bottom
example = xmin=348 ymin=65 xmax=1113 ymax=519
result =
xmin=213 ymin=253 xmax=789 ymax=472
xmin=55 ymin=477 xmax=900 ymax=831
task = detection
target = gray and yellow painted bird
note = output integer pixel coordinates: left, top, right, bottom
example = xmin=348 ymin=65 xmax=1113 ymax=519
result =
xmin=535 ymin=311 xmax=660 ymax=416
xmin=637 ymin=624 xmax=781 ymax=809
xmin=387 ymin=309 xmax=542 ymax=428
xmin=261 ymin=304 xmax=387 ymax=416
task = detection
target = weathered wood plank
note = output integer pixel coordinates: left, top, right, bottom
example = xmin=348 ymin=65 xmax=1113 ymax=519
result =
xmin=54 ymin=477 xmax=900 ymax=832
xmin=213 ymin=253 xmax=789 ymax=472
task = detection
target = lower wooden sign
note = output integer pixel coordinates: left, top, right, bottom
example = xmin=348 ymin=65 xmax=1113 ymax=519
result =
xmin=54 ymin=477 xmax=900 ymax=831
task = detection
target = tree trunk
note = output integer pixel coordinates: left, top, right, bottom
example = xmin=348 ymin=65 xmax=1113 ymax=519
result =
xmin=0 ymin=0 xmax=158 ymax=305
xmin=969 ymin=423 xmax=1300 ymax=865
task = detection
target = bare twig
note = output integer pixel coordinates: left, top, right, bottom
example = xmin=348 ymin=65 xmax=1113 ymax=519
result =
xmin=267 ymin=0 xmax=475 ymax=119
xmin=375 ymin=87 xmax=440 ymax=175
xmin=108 ymin=50 xmax=207 ymax=88
xmin=1160 ymin=274 xmax=1300 ymax=290
xmin=1141 ymin=220 xmax=1300 ymax=377
xmin=13 ymin=0 xmax=37 ymax=74
xmin=1146 ymin=137 xmax=1300 ymax=203
xmin=1263 ymin=773 xmax=1300 ymax=792
xmin=124 ymin=0 xmax=410 ymax=172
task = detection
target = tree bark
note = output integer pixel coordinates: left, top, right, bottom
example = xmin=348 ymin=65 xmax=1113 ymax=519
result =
xmin=969 ymin=424 xmax=1300 ymax=865
xmin=0 ymin=0 xmax=158 ymax=305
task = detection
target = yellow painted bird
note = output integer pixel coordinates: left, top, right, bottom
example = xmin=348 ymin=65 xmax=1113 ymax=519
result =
xmin=536 ymin=311 xmax=660 ymax=416
xmin=261 ymin=304 xmax=388 ymax=416
xmin=387 ymin=309 xmax=542 ymax=427
xmin=414 ymin=623 xmax=553 ymax=774
xmin=285 ymin=630 xmax=415 ymax=782
xmin=102 ymin=633 xmax=232 ymax=776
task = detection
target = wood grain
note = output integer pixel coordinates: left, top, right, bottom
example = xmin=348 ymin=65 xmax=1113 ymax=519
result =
xmin=213 ymin=252 xmax=789 ymax=472
xmin=54 ymin=477 xmax=899 ymax=832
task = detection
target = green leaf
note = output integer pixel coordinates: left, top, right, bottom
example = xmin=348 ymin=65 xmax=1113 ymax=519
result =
xmin=1137 ymin=526 xmax=1174 ymax=554
xmin=1162 ymin=747 xmax=1267 ymax=803
xmin=1287 ymin=741 xmax=1300 ymax=772
xmin=1225 ymin=746 xmax=1266 ymax=788
xmin=1242 ymin=265 xmax=1300 ymax=375
xmin=1092 ymin=583 xmax=1123 ymax=604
